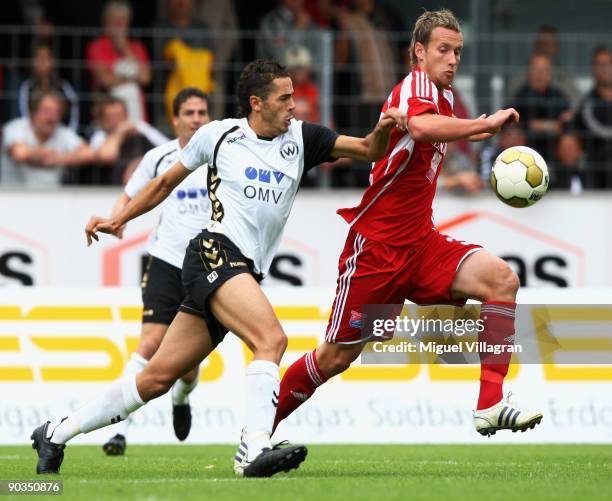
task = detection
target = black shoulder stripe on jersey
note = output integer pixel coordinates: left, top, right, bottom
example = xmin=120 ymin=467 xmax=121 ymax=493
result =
xmin=154 ymin=148 xmax=178 ymax=177
xmin=208 ymin=125 xmax=239 ymax=223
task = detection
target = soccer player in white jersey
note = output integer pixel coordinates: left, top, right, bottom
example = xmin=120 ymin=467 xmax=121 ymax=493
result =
xmin=32 ymin=60 xmax=407 ymax=478
xmin=101 ymin=88 xmax=211 ymax=456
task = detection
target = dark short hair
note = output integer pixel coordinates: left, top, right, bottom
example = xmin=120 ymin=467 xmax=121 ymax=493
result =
xmin=28 ymin=89 xmax=65 ymax=115
xmin=236 ymin=60 xmax=290 ymax=117
xmin=172 ymin=87 xmax=209 ymax=117
xmin=94 ymin=94 xmax=127 ymax=120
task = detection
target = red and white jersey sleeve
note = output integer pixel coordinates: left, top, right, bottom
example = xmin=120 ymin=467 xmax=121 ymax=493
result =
xmin=338 ymin=66 xmax=454 ymax=247
xmin=407 ymin=69 xmax=440 ymax=117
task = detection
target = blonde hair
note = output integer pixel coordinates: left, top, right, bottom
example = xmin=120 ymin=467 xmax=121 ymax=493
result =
xmin=409 ymin=9 xmax=462 ymax=67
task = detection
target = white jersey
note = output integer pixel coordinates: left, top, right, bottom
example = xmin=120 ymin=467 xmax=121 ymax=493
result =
xmin=180 ymin=117 xmax=338 ymax=274
xmin=125 ymin=139 xmax=211 ymax=269
xmin=1 ymin=117 xmax=83 ymax=187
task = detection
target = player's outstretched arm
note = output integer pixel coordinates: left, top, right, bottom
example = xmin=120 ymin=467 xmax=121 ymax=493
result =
xmin=85 ymin=161 xmax=191 ymax=246
xmin=467 ymin=114 xmax=495 ymax=142
xmin=330 ymin=107 xmax=408 ymax=162
xmin=108 ymin=192 xmax=131 ymax=239
xmin=408 ymin=108 xmax=519 ymax=143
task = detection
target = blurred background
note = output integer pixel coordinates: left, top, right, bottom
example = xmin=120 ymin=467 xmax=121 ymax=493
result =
xmin=0 ymin=0 xmax=610 ymax=447
xmin=0 ymin=0 xmax=611 ymax=190
xmin=1 ymin=0 xmax=612 ymax=288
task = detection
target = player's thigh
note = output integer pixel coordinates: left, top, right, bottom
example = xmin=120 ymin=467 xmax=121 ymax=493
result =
xmin=139 ymin=311 xmax=214 ymax=398
xmin=451 ymin=249 xmax=517 ymax=301
xmin=326 ymin=231 xmax=410 ymax=344
xmin=407 ymin=232 xmax=481 ymax=305
xmin=209 ymin=273 xmax=285 ymax=356
xmin=135 ymin=323 xmax=168 ymax=360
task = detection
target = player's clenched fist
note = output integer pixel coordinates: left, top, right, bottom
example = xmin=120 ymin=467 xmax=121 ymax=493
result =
xmin=485 ymin=108 xmax=520 ymax=134
xmin=85 ymin=216 xmax=120 ymax=246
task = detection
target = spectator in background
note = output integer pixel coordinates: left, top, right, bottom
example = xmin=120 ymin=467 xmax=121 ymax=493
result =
xmin=154 ymin=0 xmax=216 ymax=126
xmin=438 ymin=87 xmax=484 ymax=195
xmin=510 ymin=53 xmax=570 ymax=162
xmin=479 ymin=125 xmax=527 ymax=186
xmin=439 ymin=141 xmax=484 ymax=195
xmin=91 ymin=96 xmax=169 ymax=185
xmin=350 ymin=0 xmax=408 ymax=71
xmin=18 ymin=43 xmax=79 ymax=131
xmin=304 ymin=0 xmax=341 ymax=28
xmin=258 ymin=0 xmax=323 ymax=67
xmin=328 ymin=0 xmax=398 ymax=187
xmin=553 ymin=132 xmax=587 ymax=192
xmin=1 ymin=90 xmax=95 ymax=187
xmin=567 ymin=46 xmax=612 ymax=189
xmin=531 ymin=25 xmax=580 ymax=106
xmin=67 ymin=96 xmax=168 ymax=185
xmin=508 ymin=25 xmax=580 ymax=108
xmin=284 ymin=45 xmax=319 ymax=123
xmin=86 ymin=0 xmax=151 ymax=122
xmin=335 ymin=1 xmax=397 ymax=113
xmin=194 ymin=0 xmax=239 ymax=117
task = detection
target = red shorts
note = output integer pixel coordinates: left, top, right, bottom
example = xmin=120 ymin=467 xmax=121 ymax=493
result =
xmin=325 ymin=228 xmax=482 ymax=344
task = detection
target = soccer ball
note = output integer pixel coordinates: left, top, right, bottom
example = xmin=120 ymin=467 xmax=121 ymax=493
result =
xmin=490 ymin=146 xmax=549 ymax=208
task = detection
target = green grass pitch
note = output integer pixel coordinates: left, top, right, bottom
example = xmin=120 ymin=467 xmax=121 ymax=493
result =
xmin=1 ymin=444 xmax=611 ymax=500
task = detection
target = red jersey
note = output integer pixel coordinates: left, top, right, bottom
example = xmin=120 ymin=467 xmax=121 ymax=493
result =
xmin=337 ymin=66 xmax=454 ymax=246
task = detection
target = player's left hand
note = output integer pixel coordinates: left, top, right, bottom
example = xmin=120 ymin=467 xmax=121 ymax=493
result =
xmin=379 ymin=107 xmax=408 ymax=131
xmin=85 ymin=216 xmax=121 ymax=246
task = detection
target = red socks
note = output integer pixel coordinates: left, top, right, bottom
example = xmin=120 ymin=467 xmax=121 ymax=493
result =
xmin=272 ymin=303 xmax=515 ymax=423
xmin=476 ymin=301 xmax=516 ymax=410
xmin=272 ymin=350 xmax=328 ymax=432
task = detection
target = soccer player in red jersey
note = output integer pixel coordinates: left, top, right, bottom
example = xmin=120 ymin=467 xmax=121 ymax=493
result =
xmin=274 ymin=9 xmax=543 ymax=437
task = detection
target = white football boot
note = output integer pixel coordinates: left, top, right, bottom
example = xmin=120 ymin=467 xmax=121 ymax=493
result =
xmin=233 ymin=429 xmax=249 ymax=476
xmin=473 ymin=392 xmax=543 ymax=437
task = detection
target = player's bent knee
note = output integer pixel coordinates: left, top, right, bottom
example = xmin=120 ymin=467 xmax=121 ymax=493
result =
xmin=137 ymin=337 xmax=162 ymax=360
xmin=139 ymin=371 xmax=175 ymax=401
xmin=488 ymin=262 xmax=520 ymax=301
xmin=252 ymin=330 xmax=288 ymax=359
xmin=181 ymin=366 xmax=199 ymax=384
xmin=137 ymin=326 xmax=166 ymax=360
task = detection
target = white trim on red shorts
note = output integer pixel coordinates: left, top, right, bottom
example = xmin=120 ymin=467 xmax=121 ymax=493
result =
xmin=326 ymin=233 xmax=366 ymax=343
xmin=455 ymin=247 xmax=483 ymax=272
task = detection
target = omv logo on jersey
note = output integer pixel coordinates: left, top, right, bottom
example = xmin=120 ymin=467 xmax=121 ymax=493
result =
xmin=177 ymin=188 xmax=208 ymax=199
xmin=244 ymin=166 xmax=285 ymax=184
xmin=244 ymin=167 xmax=285 ymax=205
xmin=176 ymin=188 xmax=209 ymax=215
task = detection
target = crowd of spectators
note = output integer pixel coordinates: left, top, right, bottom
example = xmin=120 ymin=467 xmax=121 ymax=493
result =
xmin=0 ymin=1 xmax=611 ymax=193
xmin=480 ymin=27 xmax=612 ymax=194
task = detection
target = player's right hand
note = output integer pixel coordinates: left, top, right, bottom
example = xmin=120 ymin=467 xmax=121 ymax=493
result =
xmin=85 ymin=216 xmax=120 ymax=246
xmin=485 ymin=108 xmax=520 ymax=134
xmin=112 ymin=224 xmax=127 ymax=239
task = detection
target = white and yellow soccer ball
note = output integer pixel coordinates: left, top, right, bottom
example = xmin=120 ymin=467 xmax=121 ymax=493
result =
xmin=490 ymin=146 xmax=549 ymax=207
